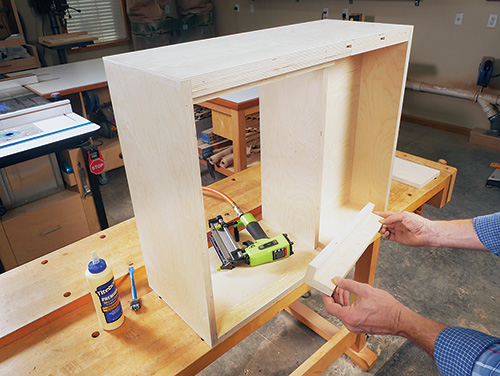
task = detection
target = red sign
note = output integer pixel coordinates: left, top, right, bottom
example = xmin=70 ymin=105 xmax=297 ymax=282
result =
xmin=89 ymin=158 xmax=106 ymax=175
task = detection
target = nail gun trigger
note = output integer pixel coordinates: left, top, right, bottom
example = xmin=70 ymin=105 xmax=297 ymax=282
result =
xmin=243 ymin=240 xmax=253 ymax=247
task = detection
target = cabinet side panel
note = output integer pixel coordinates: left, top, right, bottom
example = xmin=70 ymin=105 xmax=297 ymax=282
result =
xmin=259 ymin=70 xmax=326 ymax=249
xmin=319 ymin=56 xmax=362 ymax=233
xmin=104 ymin=61 xmax=216 ymax=344
xmin=350 ymin=43 xmax=410 ymax=211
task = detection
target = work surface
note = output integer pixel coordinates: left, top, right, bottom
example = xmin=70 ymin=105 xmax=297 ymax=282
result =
xmin=0 ymin=152 xmax=456 ymax=375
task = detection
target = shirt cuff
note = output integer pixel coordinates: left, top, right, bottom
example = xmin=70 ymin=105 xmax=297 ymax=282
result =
xmin=434 ymin=327 xmax=500 ymax=376
xmin=473 ymin=213 xmax=500 ymax=256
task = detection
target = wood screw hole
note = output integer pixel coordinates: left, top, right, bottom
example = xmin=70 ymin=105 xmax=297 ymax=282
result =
xmin=346 ymin=44 xmax=352 ymax=48
xmin=119 ymin=153 xmax=123 ymax=159
xmin=224 ymin=213 xmax=230 ymax=217
xmin=100 ymin=235 xmax=106 ymax=239
xmin=91 ymin=331 xmax=100 ymax=338
xmin=407 ymin=193 xmax=412 ymax=197
xmin=380 ymin=36 xmax=386 ymax=40
xmin=41 ymin=260 xmax=48 ymax=265
xmin=231 ymin=178 xmax=236 ymax=181
xmin=63 ymin=292 xmax=71 ymax=297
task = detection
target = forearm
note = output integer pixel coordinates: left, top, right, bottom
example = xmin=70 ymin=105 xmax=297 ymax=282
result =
xmin=396 ymin=306 xmax=449 ymax=356
xmin=427 ymin=219 xmax=487 ymax=251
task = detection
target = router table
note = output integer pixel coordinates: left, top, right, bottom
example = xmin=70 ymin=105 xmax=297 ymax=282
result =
xmin=0 ymin=152 xmax=456 ymax=375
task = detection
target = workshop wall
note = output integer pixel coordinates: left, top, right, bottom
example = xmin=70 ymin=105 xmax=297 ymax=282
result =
xmin=211 ymin=0 xmax=500 ymax=131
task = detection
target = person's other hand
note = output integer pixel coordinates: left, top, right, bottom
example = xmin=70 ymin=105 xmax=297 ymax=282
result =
xmin=323 ymin=277 xmax=405 ymax=335
xmin=375 ymin=211 xmax=432 ymax=247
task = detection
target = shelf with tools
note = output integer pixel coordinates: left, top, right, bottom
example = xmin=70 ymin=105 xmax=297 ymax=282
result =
xmin=198 ymin=110 xmax=261 ymax=176
xmin=198 ymin=89 xmax=261 ymax=176
xmin=0 ymin=0 xmax=40 ymax=74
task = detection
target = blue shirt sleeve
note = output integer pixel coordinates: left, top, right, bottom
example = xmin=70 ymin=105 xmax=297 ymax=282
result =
xmin=472 ymin=343 xmax=500 ymax=375
xmin=473 ymin=212 xmax=500 ymax=256
xmin=434 ymin=327 xmax=500 ymax=376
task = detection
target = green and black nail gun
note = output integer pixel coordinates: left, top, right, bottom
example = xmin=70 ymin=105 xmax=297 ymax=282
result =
xmin=203 ymin=187 xmax=293 ymax=270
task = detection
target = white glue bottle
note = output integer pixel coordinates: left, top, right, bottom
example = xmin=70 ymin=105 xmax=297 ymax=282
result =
xmin=85 ymin=251 xmax=125 ymax=330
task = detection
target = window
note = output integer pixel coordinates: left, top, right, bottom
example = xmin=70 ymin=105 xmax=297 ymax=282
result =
xmin=65 ymin=0 xmax=128 ymax=44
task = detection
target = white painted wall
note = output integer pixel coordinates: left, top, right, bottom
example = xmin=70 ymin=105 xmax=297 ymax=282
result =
xmin=16 ymin=0 xmax=500 ymax=130
xmin=212 ymin=0 xmax=500 ymax=130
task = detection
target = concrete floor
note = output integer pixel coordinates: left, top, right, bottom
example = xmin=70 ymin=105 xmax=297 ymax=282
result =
xmin=100 ymin=121 xmax=500 ymax=375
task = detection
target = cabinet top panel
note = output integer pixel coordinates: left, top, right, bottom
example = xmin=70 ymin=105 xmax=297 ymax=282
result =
xmin=104 ymin=20 xmax=412 ymax=101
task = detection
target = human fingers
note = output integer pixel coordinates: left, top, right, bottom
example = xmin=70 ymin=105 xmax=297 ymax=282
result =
xmin=377 ymin=212 xmax=407 ymax=226
xmin=322 ymin=293 xmax=348 ymax=318
xmin=333 ymin=277 xmax=368 ymax=297
xmin=374 ymin=211 xmax=397 ymax=219
xmin=332 ymin=286 xmax=350 ymax=306
xmin=379 ymin=224 xmax=392 ymax=239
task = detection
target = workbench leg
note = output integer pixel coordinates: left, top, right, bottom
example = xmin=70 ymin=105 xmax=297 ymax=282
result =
xmin=286 ymin=300 xmax=377 ymax=372
xmin=231 ymin=108 xmax=247 ymax=172
xmin=352 ymin=237 xmax=380 ymax=353
xmin=290 ymin=328 xmax=357 ymax=376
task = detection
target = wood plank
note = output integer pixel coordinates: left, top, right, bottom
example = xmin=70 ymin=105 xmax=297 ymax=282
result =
xmin=260 ymin=69 xmax=325 ymax=249
xmin=104 ymin=63 xmax=217 ymax=345
xmin=470 ymin=128 xmax=500 ymax=150
xmin=103 ymin=20 xmax=412 ymax=101
xmin=401 ymin=114 xmax=471 ymax=136
xmin=390 ymin=151 xmax=457 ymax=211
xmin=305 ymin=204 xmax=382 ymax=295
xmin=0 ymin=218 xmax=142 ymax=344
xmin=351 ymin=42 xmax=411 ymax=211
xmin=392 ymin=157 xmax=440 ymax=188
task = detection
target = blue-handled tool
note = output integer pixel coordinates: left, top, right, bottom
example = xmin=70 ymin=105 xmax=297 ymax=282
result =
xmin=128 ymin=266 xmax=141 ymax=311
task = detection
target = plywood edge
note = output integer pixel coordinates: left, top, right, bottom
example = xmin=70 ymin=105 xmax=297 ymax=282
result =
xmin=305 ymin=203 xmax=381 ymax=296
xmin=192 ymin=28 xmax=412 ymax=102
xmin=392 ymin=157 xmax=440 ymax=188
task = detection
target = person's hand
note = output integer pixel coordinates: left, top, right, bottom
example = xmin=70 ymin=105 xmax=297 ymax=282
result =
xmin=323 ymin=277 xmax=449 ymax=355
xmin=375 ymin=211 xmax=433 ymax=247
xmin=323 ymin=277 xmax=405 ymax=335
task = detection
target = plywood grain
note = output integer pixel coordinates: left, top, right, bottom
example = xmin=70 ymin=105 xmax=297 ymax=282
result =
xmin=104 ymin=63 xmax=217 ymax=345
xmin=260 ymin=69 xmax=325 ymax=249
xmin=351 ymin=42 xmax=412 ymax=211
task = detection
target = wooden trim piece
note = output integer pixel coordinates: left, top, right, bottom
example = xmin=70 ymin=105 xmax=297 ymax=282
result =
xmin=305 ymin=204 xmax=382 ymax=296
xmin=402 ymin=114 xmax=471 ymax=136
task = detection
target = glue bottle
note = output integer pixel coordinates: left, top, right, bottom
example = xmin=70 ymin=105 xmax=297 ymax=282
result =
xmin=85 ymin=251 xmax=124 ymax=330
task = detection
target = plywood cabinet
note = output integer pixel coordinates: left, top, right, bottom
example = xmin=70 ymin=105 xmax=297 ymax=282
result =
xmin=104 ymin=20 xmax=413 ymax=347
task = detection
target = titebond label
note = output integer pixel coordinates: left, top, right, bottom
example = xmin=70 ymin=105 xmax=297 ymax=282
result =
xmin=95 ymin=277 xmax=123 ymax=323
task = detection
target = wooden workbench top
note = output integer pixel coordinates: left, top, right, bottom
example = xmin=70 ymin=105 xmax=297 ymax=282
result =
xmin=0 ymin=152 xmax=456 ymax=375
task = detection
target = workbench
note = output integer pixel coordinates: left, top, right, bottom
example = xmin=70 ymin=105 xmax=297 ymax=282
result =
xmin=199 ymin=87 xmax=259 ymax=175
xmin=0 ymin=151 xmax=456 ymax=375
xmin=7 ymin=58 xmax=108 ymax=118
